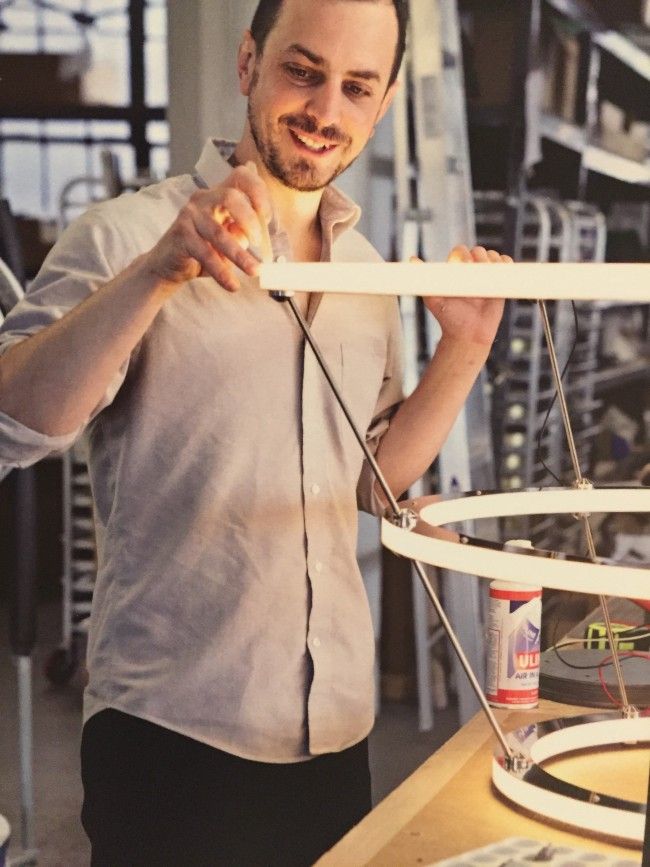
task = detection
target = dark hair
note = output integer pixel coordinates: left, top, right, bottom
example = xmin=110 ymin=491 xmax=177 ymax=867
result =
xmin=250 ymin=0 xmax=409 ymax=88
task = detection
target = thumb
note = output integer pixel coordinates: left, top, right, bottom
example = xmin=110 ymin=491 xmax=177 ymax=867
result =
xmin=244 ymin=160 xmax=274 ymax=262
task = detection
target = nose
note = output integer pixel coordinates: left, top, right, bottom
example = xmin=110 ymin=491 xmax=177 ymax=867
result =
xmin=305 ymin=79 xmax=344 ymax=130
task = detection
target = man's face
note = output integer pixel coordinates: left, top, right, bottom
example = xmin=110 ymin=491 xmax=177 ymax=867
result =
xmin=241 ymin=0 xmax=398 ymax=192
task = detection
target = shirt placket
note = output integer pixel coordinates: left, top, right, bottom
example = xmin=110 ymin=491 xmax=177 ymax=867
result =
xmin=300 ymin=315 xmax=336 ymax=754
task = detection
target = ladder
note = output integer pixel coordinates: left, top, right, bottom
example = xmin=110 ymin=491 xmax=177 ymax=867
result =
xmin=393 ymin=0 xmax=495 ymax=729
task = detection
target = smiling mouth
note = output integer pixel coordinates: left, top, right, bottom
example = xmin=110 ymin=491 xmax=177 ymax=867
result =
xmin=288 ymin=128 xmax=339 ymax=156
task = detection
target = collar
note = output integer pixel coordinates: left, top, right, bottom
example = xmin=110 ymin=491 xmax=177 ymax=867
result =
xmin=194 ymin=138 xmax=362 ymax=247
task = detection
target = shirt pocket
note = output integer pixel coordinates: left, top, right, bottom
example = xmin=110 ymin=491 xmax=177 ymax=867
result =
xmin=341 ymin=334 xmax=387 ymax=436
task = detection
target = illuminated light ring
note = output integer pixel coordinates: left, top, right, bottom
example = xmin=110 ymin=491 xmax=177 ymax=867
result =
xmin=492 ymin=711 xmax=650 ymax=845
xmin=258 ymin=261 xmax=650 ymax=302
xmin=381 ymin=488 xmax=650 ymax=600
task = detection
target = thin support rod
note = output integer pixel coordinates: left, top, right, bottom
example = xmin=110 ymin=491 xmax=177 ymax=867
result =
xmin=410 ymin=559 xmax=513 ymax=758
xmin=537 ymin=301 xmax=631 ymax=710
xmin=283 ymin=294 xmax=515 ymax=760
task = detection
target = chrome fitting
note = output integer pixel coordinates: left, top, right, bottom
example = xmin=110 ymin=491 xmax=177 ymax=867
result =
xmin=571 ymin=477 xmax=594 ymax=519
xmin=504 ymin=752 xmax=533 ymax=775
xmin=391 ymin=508 xmax=417 ymax=531
xmin=622 ymin=704 xmax=640 ymax=721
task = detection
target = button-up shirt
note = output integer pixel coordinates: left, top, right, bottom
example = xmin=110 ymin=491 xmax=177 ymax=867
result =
xmin=0 ymin=140 xmax=403 ymax=761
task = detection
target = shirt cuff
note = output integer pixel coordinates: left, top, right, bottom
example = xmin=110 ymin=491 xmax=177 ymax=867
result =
xmin=0 ymin=409 xmax=80 ymax=469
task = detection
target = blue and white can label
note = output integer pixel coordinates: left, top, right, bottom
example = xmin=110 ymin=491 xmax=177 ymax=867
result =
xmin=486 ymin=580 xmax=542 ymax=709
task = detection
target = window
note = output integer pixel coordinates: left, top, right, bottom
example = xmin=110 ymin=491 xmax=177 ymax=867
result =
xmin=0 ymin=0 xmax=169 ymax=220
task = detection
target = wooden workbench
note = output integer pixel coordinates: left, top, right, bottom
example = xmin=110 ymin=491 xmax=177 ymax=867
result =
xmin=317 ymin=701 xmax=648 ymax=865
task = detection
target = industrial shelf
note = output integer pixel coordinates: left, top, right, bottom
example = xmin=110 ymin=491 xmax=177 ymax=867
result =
xmin=592 ymin=359 xmax=650 ymax=393
xmin=593 ymin=30 xmax=650 ymax=82
xmin=544 ymin=0 xmax=650 ymax=80
xmin=540 ymin=114 xmax=650 ymax=186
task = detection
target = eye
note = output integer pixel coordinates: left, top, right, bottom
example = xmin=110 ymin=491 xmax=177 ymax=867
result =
xmin=344 ymin=81 xmax=372 ymax=99
xmin=284 ymin=63 xmax=318 ymax=83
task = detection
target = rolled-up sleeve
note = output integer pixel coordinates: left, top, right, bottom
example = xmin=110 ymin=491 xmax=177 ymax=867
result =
xmin=0 ymin=205 xmax=130 ymax=469
xmin=356 ymin=298 xmax=405 ymax=516
xmin=0 ymin=411 xmax=81 ymax=468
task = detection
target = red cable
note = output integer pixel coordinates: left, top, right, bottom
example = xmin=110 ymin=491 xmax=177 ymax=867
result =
xmin=597 ymin=651 xmax=650 ymax=707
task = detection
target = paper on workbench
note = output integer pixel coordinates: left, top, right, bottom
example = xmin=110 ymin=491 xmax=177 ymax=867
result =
xmin=434 ymin=836 xmax=639 ymax=866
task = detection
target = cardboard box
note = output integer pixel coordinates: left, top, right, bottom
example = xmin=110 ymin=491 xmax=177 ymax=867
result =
xmin=463 ymin=1 xmax=520 ymax=108
xmin=0 ymin=52 xmax=88 ymax=111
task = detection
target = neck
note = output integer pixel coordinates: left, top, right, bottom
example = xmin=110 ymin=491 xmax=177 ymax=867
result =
xmin=233 ymin=130 xmax=324 ymax=247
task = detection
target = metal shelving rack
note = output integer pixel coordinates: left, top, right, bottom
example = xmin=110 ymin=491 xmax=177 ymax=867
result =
xmin=467 ymin=0 xmax=650 ymax=551
xmin=476 ymin=191 xmax=606 ymax=551
xmin=540 ymin=0 xmax=650 ymax=194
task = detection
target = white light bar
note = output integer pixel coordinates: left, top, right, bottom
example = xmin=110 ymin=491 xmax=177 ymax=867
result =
xmin=258 ymin=262 xmax=650 ymax=302
xmin=381 ymin=489 xmax=650 ymax=599
xmin=493 ymin=713 xmax=650 ymax=845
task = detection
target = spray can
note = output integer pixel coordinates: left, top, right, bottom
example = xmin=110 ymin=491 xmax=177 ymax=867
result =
xmin=486 ymin=541 xmax=542 ymax=709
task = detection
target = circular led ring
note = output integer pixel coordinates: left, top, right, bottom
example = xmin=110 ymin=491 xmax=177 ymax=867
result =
xmin=493 ymin=711 xmax=650 ymax=844
xmin=259 ymin=262 xmax=650 ymax=302
xmin=381 ymin=487 xmax=650 ymax=599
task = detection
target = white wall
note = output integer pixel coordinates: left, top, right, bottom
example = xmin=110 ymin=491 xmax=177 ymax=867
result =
xmin=167 ymin=0 xmax=257 ymax=175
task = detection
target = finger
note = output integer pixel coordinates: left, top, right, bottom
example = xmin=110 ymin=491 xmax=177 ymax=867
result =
xmin=409 ymin=255 xmax=424 ymax=264
xmin=486 ymin=249 xmax=501 ymax=263
xmin=218 ymin=187 xmax=266 ymax=252
xmin=447 ymin=245 xmax=472 ymax=263
xmin=184 ymin=234 xmax=241 ymax=292
xmin=193 ymin=209 xmax=261 ymax=278
xmin=234 ymin=163 xmax=275 ymax=262
xmin=232 ymin=163 xmax=273 ymax=224
xmin=469 ymin=245 xmax=489 ymax=263
xmin=500 ymin=254 xmax=514 ymax=264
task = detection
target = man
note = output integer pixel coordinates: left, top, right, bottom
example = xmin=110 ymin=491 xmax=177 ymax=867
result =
xmin=0 ymin=0 xmax=509 ymax=863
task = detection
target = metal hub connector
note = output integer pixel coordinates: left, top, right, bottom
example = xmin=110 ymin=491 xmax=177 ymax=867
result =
xmin=504 ymin=752 xmax=533 ymax=775
xmin=572 ymin=477 xmax=594 ymax=519
xmin=270 ymin=289 xmax=294 ymax=301
xmin=622 ymin=704 xmax=640 ymax=720
xmin=391 ymin=508 xmax=418 ymax=531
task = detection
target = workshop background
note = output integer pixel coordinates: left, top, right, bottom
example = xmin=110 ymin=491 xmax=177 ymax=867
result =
xmin=0 ymin=1 xmax=649 ymax=865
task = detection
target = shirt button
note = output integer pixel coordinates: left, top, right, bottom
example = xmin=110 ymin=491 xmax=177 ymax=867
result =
xmin=312 ymin=637 xmax=321 ymax=648
xmin=311 ymin=483 xmax=321 ymax=496
xmin=315 ymin=562 xmax=323 ymax=573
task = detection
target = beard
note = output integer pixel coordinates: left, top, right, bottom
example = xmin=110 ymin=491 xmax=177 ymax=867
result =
xmin=247 ymin=71 xmax=358 ymax=192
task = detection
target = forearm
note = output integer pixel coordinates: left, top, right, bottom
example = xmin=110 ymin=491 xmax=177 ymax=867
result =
xmin=0 ymin=254 xmax=170 ymax=436
xmin=375 ymin=335 xmax=491 ymax=501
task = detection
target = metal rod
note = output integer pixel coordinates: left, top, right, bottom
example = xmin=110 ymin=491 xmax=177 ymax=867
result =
xmin=537 ymin=301 xmax=631 ymax=710
xmin=283 ymin=294 xmax=515 ymax=760
xmin=537 ymin=302 xmax=583 ymax=482
xmin=17 ymin=656 xmax=35 ymax=852
xmin=411 ymin=559 xmax=514 ymax=758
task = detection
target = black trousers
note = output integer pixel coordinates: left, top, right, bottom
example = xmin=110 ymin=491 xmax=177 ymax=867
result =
xmin=81 ymin=709 xmax=371 ymax=867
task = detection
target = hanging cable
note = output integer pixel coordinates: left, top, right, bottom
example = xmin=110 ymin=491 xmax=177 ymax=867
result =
xmin=597 ymin=652 xmax=650 ymax=707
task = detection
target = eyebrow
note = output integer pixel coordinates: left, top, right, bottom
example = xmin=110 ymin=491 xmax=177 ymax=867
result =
xmin=286 ymin=43 xmax=381 ymax=83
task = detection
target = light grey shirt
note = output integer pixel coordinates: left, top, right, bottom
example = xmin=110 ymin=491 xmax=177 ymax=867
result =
xmin=0 ymin=140 xmax=404 ymax=761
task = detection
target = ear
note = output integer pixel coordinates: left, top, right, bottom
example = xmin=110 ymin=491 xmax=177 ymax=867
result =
xmin=375 ymin=79 xmax=400 ymax=126
xmin=237 ymin=30 xmax=258 ymax=96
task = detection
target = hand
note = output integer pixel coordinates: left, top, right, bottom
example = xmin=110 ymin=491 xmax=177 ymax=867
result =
xmin=415 ymin=245 xmax=512 ymax=346
xmin=146 ymin=161 xmax=273 ymax=294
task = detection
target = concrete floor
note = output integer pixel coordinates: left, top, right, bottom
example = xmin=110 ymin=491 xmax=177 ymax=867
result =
xmin=0 ymin=602 xmax=459 ymax=866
